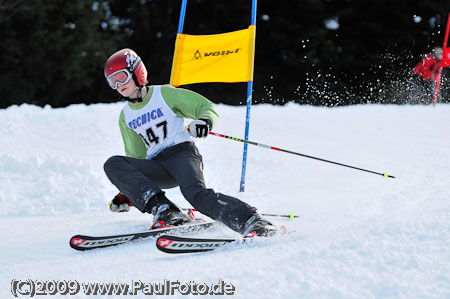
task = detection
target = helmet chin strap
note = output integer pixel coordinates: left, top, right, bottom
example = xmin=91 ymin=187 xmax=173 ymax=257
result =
xmin=120 ymin=86 xmax=145 ymax=103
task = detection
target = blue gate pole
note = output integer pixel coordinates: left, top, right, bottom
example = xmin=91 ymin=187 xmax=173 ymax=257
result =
xmin=239 ymin=0 xmax=257 ymax=192
xmin=177 ymin=0 xmax=188 ymax=34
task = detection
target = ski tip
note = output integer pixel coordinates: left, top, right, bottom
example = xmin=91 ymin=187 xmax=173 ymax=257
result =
xmin=70 ymin=235 xmax=89 ymax=251
xmin=156 ymin=234 xmax=236 ymax=254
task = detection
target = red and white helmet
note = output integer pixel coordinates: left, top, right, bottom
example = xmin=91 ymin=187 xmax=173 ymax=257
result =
xmin=104 ymin=48 xmax=148 ymax=89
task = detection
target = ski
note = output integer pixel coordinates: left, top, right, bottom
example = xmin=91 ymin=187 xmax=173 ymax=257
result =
xmin=156 ymin=226 xmax=291 ymax=254
xmin=70 ymin=220 xmax=218 ymax=251
xmin=156 ymin=234 xmax=248 ymax=254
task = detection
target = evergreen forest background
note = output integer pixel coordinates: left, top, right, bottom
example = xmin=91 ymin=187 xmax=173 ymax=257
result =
xmin=2 ymin=0 xmax=450 ymax=108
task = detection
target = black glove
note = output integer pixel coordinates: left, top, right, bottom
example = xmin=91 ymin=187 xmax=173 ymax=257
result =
xmin=189 ymin=118 xmax=212 ymax=138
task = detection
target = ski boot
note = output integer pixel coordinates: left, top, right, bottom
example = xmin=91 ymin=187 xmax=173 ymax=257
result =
xmin=241 ymin=212 xmax=279 ymax=237
xmin=145 ymin=192 xmax=192 ymax=229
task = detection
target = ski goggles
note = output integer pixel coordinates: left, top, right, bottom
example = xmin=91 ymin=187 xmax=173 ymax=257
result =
xmin=106 ymin=69 xmax=132 ymax=89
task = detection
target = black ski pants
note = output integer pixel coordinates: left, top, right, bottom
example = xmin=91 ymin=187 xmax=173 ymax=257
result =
xmin=104 ymin=142 xmax=254 ymax=233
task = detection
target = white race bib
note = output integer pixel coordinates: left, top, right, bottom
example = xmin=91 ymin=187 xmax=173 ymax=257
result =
xmin=123 ymin=86 xmax=193 ymax=158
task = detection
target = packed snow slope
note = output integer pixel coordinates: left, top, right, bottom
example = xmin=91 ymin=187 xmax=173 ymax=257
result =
xmin=1 ymin=102 xmax=450 ymax=298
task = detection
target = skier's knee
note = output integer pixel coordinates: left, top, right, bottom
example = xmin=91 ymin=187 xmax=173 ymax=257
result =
xmin=104 ymin=155 xmax=126 ymax=174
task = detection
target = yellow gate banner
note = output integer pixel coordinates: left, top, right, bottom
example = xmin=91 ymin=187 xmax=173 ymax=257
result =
xmin=170 ymin=25 xmax=256 ymax=86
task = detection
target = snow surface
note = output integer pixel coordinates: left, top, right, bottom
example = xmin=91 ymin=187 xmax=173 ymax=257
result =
xmin=2 ymin=102 xmax=450 ymax=298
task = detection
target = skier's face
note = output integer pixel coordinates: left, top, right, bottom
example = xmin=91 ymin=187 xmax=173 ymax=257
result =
xmin=117 ymin=78 xmax=138 ymax=98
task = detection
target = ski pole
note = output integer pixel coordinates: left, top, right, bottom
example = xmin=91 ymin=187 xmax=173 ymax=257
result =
xmin=209 ymin=131 xmax=395 ymax=179
xmin=183 ymin=208 xmax=299 ymax=219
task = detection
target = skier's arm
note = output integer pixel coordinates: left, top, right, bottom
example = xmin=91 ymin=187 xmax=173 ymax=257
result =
xmin=161 ymin=85 xmax=219 ymax=127
xmin=119 ymin=111 xmax=147 ymax=159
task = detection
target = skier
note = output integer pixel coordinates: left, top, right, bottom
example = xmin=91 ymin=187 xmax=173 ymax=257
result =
xmin=103 ymin=48 xmax=277 ymax=237
xmin=412 ymin=47 xmax=442 ymax=82
xmin=409 ymin=47 xmax=443 ymax=103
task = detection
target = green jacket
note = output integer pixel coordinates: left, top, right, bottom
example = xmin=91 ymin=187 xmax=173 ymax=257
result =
xmin=119 ymin=84 xmax=219 ymax=159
